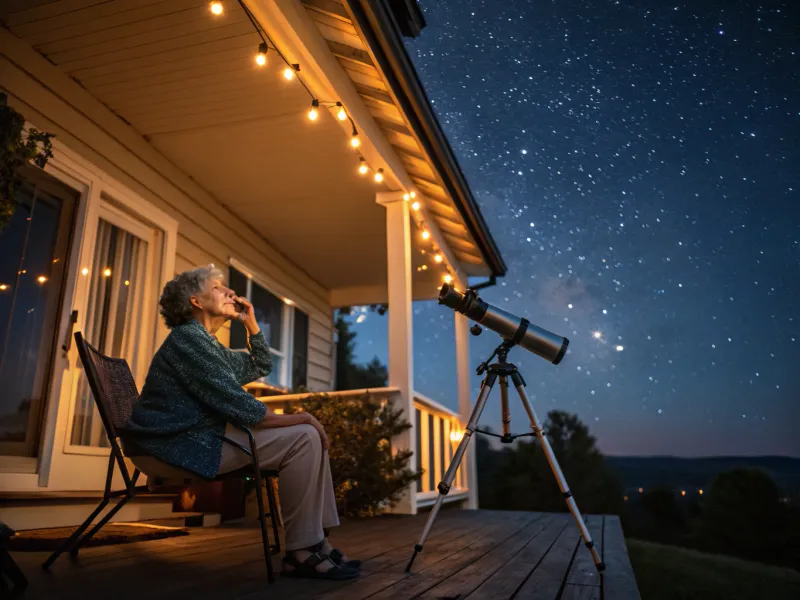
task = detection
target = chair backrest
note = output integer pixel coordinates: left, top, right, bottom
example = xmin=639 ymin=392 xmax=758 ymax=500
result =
xmin=73 ymin=331 xmax=140 ymax=484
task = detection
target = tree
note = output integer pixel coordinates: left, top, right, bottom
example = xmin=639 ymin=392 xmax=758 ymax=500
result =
xmin=694 ymin=467 xmax=793 ymax=566
xmin=334 ymin=310 xmax=388 ymax=390
xmin=477 ymin=410 xmax=624 ymax=515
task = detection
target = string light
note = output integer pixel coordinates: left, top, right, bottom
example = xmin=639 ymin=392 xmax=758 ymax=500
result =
xmin=283 ymin=64 xmax=299 ymax=80
xmin=336 ymin=102 xmax=347 ymax=121
xmin=443 ymin=274 xmax=452 ymax=284
xmin=358 ymin=158 xmax=369 ymax=175
xmin=209 ymin=1 xmax=223 ymax=15
xmin=411 ymin=200 xmax=420 ymax=210
xmin=81 ymin=267 xmax=89 ymax=276
xmin=255 ymin=42 xmax=268 ymax=66
xmin=350 ymin=133 xmax=360 ymax=148
xmin=0 ymin=284 xmax=8 ymax=291
xmin=103 ymin=268 xmax=112 ymax=277
xmin=373 ymin=168 xmax=384 ymax=183
xmin=37 ymin=276 xmax=47 ymax=284
xmin=434 ymin=254 xmax=443 ymax=263
xmin=421 ymin=230 xmax=430 ymax=240
xmin=308 ymin=99 xmax=319 ymax=121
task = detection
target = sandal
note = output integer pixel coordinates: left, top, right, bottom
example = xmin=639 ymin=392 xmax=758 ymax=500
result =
xmin=281 ymin=551 xmax=360 ymax=580
xmin=328 ymin=548 xmax=361 ymax=569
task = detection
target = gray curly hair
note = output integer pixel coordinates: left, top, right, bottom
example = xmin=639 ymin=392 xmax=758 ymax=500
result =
xmin=159 ymin=264 xmax=224 ymax=329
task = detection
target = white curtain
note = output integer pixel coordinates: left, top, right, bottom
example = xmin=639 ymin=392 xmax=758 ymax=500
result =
xmin=70 ymin=219 xmax=149 ymax=447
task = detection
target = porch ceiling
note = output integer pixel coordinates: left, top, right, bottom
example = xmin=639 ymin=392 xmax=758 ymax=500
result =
xmin=0 ymin=0 xmax=448 ymax=294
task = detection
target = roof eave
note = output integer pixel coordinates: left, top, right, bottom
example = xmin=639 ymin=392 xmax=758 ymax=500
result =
xmin=344 ymin=0 xmax=508 ymax=278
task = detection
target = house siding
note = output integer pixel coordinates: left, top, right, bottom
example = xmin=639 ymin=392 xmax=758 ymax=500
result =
xmin=0 ymin=28 xmax=335 ymax=392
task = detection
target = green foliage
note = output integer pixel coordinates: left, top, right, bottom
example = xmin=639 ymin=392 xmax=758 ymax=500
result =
xmin=0 ymin=93 xmax=54 ymax=233
xmin=477 ymin=410 xmax=624 ymax=515
xmin=334 ymin=310 xmax=388 ymax=390
xmin=285 ymin=393 xmax=421 ymax=517
xmin=692 ymin=467 xmax=794 ymax=566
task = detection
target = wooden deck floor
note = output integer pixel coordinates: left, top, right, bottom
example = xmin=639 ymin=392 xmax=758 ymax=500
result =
xmin=9 ymin=509 xmax=641 ymax=600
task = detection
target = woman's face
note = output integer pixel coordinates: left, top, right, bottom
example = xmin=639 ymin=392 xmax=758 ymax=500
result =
xmin=193 ymin=277 xmax=239 ymax=320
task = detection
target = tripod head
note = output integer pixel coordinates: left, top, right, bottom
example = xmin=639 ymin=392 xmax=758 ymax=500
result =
xmin=475 ymin=338 xmax=516 ymax=376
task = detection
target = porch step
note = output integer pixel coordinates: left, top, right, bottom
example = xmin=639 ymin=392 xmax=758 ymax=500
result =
xmin=134 ymin=512 xmax=222 ymax=528
xmin=0 ymin=491 xmax=176 ymax=508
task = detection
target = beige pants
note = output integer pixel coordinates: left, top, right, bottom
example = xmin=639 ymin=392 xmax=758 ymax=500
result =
xmin=217 ymin=423 xmax=340 ymax=551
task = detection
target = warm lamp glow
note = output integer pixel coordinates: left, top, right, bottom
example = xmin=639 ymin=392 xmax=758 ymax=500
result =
xmin=374 ymin=168 xmax=384 ymax=183
xmin=37 ymin=276 xmax=47 ymax=284
xmin=410 ymin=191 xmax=416 ymax=198
xmin=698 ymin=489 xmax=703 ymax=495
xmin=209 ymin=1 xmax=223 ymax=15
xmin=421 ymin=230 xmax=430 ymax=240
xmin=0 ymin=284 xmax=8 ymax=291
xmin=444 ymin=274 xmax=452 ymax=284
xmin=336 ymin=104 xmax=347 ymax=120
xmin=124 ymin=280 xmax=130 ymax=286
xmin=255 ymin=42 xmax=267 ymax=66
xmin=284 ymin=298 xmax=294 ymax=306
xmin=308 ymin=99 xmax=319 ymax=120
xmin=411 ymin=201 xmax=420 ymax=210
xmin=350 ymin=135 xmax=360 ymax=148
xmin=681 ymin=490 xmax=686 ymax=496
xmin=103 ymin=268 xmax=112 ymax=277
xmin=81 ymin=267 xmax=89 ymax=276
xmin=449 ymin=430 xmax=463 ymax=443
xmin=283 ymin=67 xmax=295 ymax=80
xmin=403 ymin=193 xmax=410 ymax=201
xmin=358 ymin=159 xmax=369 ymax=175
xmin=434 ymin=254 xmax=443 ymax=263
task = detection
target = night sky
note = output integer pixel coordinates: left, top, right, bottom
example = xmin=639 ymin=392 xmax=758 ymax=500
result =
xmin=345 ymin=0 xmax=799 ymax=458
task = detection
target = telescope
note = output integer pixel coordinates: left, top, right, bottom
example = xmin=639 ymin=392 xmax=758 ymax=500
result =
xmin=437 ymin=283 xmax=569 ymax=364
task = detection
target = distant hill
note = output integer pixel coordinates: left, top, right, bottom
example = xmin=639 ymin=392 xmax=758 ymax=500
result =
xmin=604 ymin=456 xmax=800 ymax=494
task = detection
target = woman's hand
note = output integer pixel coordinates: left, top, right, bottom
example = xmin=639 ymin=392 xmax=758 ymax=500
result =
xmin=234 ymin=296 xmax=260 ymax=336
xmin=302 ymin=412 xmax=330 ymax=451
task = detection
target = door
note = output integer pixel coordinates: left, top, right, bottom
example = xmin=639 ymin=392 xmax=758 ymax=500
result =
xmin=59 ymin=193 xmax=164 ymax=485
xmin=0 ymin=166 xmax=78 ymax=459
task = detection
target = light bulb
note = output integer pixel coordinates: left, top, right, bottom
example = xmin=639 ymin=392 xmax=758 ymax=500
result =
xmin=336 ymin=104 xmax=347 ymax=120
xmin=308 ymin=99 xmax=319 ymax=121
xmin=434 ymin=254 xmax=443 ymax=263
xmin=283 ymin=67 xmax=295 ymax=80
xmin=410 ymin=191 xmax=416 ymax=198
xmin=373 ymin=168 xmax=384 ymax=183
xmin=350 ymin=135 xmax=360 ymax=148
xmin=37 ymin=276 xmax=47 ymax=284
xmin=124 ymin=280 xmax=130 ymax=286
xmin=358 ymin=158 xmax=369 ymax=175
xmin=81 ymin=267 xmax=89 ymax=276
xmin=209 ymin=1 xmax=223 ymax=15
xmin=444 ymin=274 xmax=452 ymax=284
xmin=403 ymin=193 xmax=410 ymax=201
xmin=103 ymin=268 xmax=112 ymax=277
xmin=421 ymin=230 xmax=430 ymax=240
xmin=0 ymin=284 xmax=8 ymax=291
xmin=255 ymin=42 xmax=267 ymax=66
xmin=411 ymin=201 xmax=420 ymax=210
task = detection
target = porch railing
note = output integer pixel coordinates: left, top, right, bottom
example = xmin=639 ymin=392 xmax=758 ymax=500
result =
xmin=246 ymin=386 xmax=469 ymax=509
xmin=413 ymin=392 xmax=469 ymax=508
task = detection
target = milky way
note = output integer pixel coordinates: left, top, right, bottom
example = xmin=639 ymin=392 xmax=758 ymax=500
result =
xmin=347 ymin=0 xmax=799 ymax=457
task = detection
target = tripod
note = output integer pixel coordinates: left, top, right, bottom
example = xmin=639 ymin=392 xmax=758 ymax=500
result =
xmin=405 ymin=338 xmax=606 ymax=574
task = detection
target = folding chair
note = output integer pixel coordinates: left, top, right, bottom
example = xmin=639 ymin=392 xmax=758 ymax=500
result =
xmin=42 ymin=332 xmax=281 ymax=582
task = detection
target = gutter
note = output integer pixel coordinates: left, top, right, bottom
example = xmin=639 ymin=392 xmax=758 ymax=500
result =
xmin=345 ymin=0 xmax=507 ymax=278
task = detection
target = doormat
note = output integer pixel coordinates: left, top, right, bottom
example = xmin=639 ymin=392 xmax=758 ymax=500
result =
xmin=8 ymin=523 xmax=189 ymax=552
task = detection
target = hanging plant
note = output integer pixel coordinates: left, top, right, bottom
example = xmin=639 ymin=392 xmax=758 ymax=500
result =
xmin=0 ymin=92 xmax=55 ymax=233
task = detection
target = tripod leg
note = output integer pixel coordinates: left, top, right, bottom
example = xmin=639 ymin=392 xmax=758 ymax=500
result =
xmin=511 ymin=372 xmax=605 ymax=573
xmin=405 ymin=372 xmax=497 ymax=573
xmin=499 ymin=375 xmax=511 ymax=443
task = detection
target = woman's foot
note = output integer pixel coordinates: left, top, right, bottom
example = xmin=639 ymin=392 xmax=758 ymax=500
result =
xmin=321 ymin=538 xmax=362 ymax=569
xmin=282 ymin=547 xmax=359 ymax=580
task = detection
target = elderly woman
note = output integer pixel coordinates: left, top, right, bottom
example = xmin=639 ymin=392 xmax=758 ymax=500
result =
xmin=126 ymin=265 xmax=359 ymax=580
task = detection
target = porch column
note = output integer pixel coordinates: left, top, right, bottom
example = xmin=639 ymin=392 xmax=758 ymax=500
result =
xmin=377 ymin=191 xmax=417 ymax=515
xmin=454 ymin=274 xmax=479 ymax=509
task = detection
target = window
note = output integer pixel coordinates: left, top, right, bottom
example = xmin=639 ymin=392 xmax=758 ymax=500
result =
xmin=229 ymin=266 xmax=308 ymax=390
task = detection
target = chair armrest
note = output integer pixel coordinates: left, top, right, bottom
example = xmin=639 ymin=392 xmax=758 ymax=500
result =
xmin=220 ymin=423 xmax=264 ymax=474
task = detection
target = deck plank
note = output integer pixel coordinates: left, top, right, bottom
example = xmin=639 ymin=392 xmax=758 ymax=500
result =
xmin=6 ymin=510 xmax=641 ymax=600
xmin=464 ymin=514 xmax=569 ymax=600
xmin=512 ymin=516 xmax=581 ymax=599
xmin=601 ymin=515 xmax=642 ymax=600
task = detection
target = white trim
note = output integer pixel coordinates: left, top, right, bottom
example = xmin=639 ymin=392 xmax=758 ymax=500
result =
xmin=413 ymin=391 xmax=461 ymax=420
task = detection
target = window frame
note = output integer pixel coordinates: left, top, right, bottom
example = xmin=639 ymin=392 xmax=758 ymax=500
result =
xmin=228 ymin=258 xmax=310 ymax=391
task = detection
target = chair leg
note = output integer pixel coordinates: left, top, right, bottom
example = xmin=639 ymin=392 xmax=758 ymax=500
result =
xmin=41 ymin=498 xmax=109 ymax=570
xmin=1 ymin=541 xmax=28 ymax=591
xmin=264 ymin=475 xmax=281 ymax=555
xmin=251 ymin=471 xmax=275 ymax=583
xmin=68 ymin=492 xmax=134 ymax=556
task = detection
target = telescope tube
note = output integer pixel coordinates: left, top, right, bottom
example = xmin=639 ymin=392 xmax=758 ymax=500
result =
xmin=438 ymin=283 xmax=569 ymax=364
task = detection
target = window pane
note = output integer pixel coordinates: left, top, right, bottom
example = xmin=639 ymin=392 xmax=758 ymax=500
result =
xmin=251 ymin=281 xmax=283 ymax=349
xmin=228 ymin=267 xmax=248 ymax=350
xmin=70 ymin=219 xmax=149 ymax=447
xmin=292 ymin=308 xmax=308 ymax=390
xmin=0 ymin=177 xmax=72 ymax=452
xmin=265 ymin=352 xmax=284 ymax=387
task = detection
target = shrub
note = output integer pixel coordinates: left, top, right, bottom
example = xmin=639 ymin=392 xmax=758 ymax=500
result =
xmin=284 ymin=393 xmax=421 ymax=517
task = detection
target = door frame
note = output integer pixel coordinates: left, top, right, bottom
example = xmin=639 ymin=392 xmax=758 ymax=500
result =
xmin=25 ymin=135 xmax=177 ymax=491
